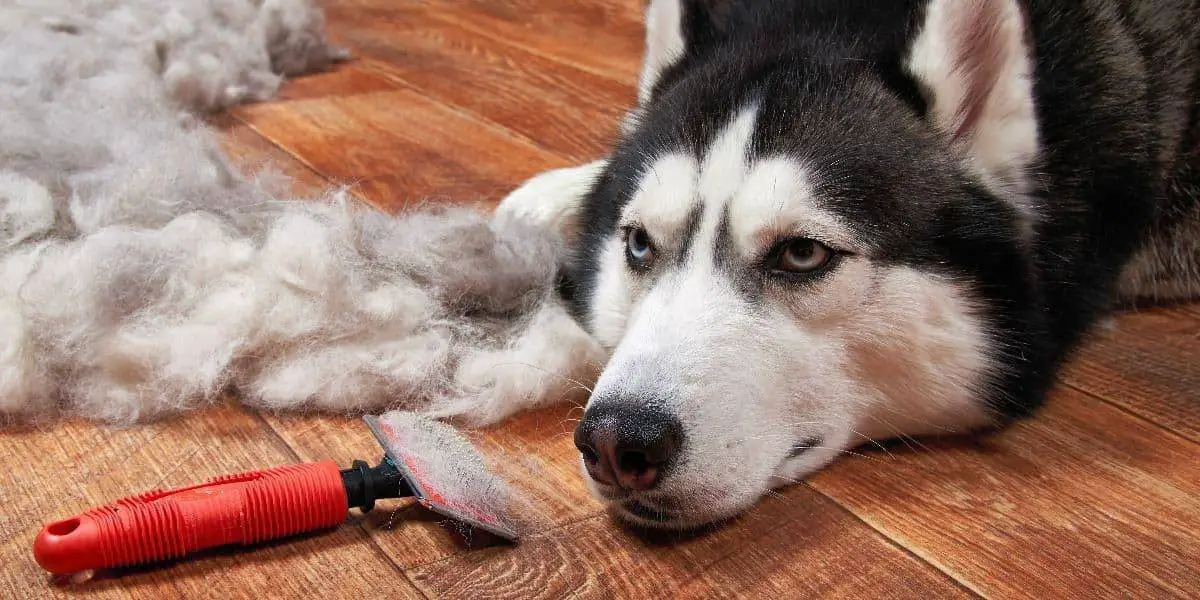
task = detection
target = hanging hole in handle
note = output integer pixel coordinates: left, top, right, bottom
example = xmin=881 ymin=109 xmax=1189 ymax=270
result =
xmin=45 ymin=518 xmax=80 ymax=536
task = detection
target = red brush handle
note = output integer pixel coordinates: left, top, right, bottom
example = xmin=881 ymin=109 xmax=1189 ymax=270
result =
xmin=33 ymin=460 xmax=347 ymax=574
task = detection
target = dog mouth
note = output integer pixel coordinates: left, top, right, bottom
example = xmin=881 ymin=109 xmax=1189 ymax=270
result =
xmin=618 ymin=499 xmax=677 ymax=523
xmin=591 ymin=484 xmax=682 ymax=525
xmin=585 ymin=435 xmax=831 ymax=528
xmin=586 ymin=447 xmax=814 ymax=529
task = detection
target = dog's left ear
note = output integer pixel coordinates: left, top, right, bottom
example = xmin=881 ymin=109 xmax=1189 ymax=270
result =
xmin=907 ymin=0 xmax=1039 ymax=194
xmin=637 ymin=0 xmax=733 ymax=106
xmin=623 ymin=0 xmax=730 ymax=133
xmin=638 ymin=0 xmax=687 ymax=105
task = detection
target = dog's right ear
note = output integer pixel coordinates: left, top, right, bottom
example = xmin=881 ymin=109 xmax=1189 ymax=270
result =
xmin=636 ymin=0 xmax=731 ymax=106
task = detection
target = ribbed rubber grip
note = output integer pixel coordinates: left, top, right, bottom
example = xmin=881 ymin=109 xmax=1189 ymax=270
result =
xmin=33 ymin=460 xmax=348 ymax=574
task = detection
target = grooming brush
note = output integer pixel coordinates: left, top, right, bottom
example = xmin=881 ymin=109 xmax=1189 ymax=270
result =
xmin=32 ymin=412 xmax=518 ymax=576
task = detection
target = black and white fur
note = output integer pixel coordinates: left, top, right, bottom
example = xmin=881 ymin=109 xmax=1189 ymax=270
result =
xmin=499 ymin=0 xmax=1200 ymax=529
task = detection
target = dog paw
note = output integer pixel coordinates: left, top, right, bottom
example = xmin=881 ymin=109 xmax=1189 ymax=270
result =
xmin=495 ymin=160 xmax=608 ymax=241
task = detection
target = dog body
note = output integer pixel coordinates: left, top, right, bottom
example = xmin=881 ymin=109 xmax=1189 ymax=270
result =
xmin=500 ymin=0 xmax=1200 ymax=528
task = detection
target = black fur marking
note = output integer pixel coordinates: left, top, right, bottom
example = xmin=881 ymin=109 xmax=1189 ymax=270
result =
xmin=711 ymin=206 xmax=734 ymax=270
xmin=789 ymin=436 xmax=824 ymax=457
xmin=677 ymin=205 xmax=706 ymax=262
xmin=711 ymin=206 xmax=767 ymax=302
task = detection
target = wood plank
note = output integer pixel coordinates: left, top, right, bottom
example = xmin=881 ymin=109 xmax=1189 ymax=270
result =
xmin=328 ymin=0 xmax=646 ymax=84
xmin=1062 ymin=306 xmax=1200 ymax=441
xmin=1183 ymin=302 xmax=1200 ymax=318
xmin=321 ymin=5 xmax=632 ymax=161
xmin=233 ymin=89 xmax=570 ymax=211
xmin=275 ymin=60 xmax=401 ymax=102
xmin=809 ymin=387 xmax=1200 ymax=599
xmin=209 ymin=114 xmax=332 ymax=198
xmin=0 ymin=404 xmax=422 ymax=599
xmin=260 ymin=404 xmax=605 ymax=571
xmin=407 ymin=487 xmax=974 ymax=600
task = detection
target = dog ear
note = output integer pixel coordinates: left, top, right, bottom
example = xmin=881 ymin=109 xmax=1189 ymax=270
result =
xmin=636 ymin=0 xmax=733 ymax=106
xmin=907 ymin=0 xmax=1039 ymax=194
xmin=638 ymin=0 xmax=689 ymax=106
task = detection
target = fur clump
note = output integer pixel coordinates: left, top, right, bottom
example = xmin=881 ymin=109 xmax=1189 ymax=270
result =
xmin=0 ymin=0 xmax=347 ymax=113
xmin=0 ymin=0 xmax=604 ymax=426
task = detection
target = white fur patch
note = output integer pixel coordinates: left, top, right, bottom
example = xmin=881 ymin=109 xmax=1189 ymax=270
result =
xmin=845 ymin=268 xmax=995 ymax=440
xmin=589 ymin=238 xmax=635 ymax=350
xmin=728 ymin=157 xmax=861 ymax=253
xmin=688 ymin=105 xmax=762 ymax=263
xmin=699 ymin=105 xmax=760 ymax=204
xmin=621 ymin=153 xmax=699 ymax=234
xmin=495 ymin=159 xmax=608 ymax=243
xmin=589 ymin=108 xmax=766 ymax=359
xmin=0 ymin=172 xmax=56 ymax=248
xmin=637 ymin=0 xmax=687 ymax=105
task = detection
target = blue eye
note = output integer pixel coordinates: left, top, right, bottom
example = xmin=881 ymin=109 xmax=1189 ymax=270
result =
xmin=625 ymin=227 xmax=654 ymax=265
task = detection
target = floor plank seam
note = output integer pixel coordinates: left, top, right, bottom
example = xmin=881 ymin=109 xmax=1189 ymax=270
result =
xmin=343 ymin=61 xmax=604 ymax=167
xmin=418 ymin=10 xmax=634 ymax=87
xmin=249 ymin=411 xmax=434 ymax=596
xmin=348 ymin=44 xmax=627 ymax=163
xmin=801 ymin=490 xmax=988 ymax=599
xmin=399 ymin=569 xmax=437 ymax=600
xmin=225 ymin=114 xmax=379 ymax=205
xmin=1061 ymin=381 xmax=1199 ymax=445
xmin=397 ymin=511 xmax=611 ymax=575
xmin=248 ymin=410 xmax=309 ymax=463
xmin=233 ymin=87 xmax=577 ymax=214
xmin=220 ymin=115 xmax=335 ymax=191
xmin=232 ymin=111 xmax=398 ymax=212
xmin=351 ymin=58 xmax=601 ymax=163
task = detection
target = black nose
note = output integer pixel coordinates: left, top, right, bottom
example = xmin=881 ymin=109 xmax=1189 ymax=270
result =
xmin=573 ymin=402 xmax=683 ymax=491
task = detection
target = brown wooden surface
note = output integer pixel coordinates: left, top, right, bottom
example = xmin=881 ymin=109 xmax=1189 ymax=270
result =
xmin=4 ymin=1 xmax=1198 ymax=598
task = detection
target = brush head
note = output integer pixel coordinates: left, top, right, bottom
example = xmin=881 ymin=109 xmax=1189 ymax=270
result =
xmin=364 ymin=411 xmax=519 ymax=541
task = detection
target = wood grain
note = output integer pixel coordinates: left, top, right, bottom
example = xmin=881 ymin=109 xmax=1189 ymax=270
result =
xmin=274 ymin=60 xmax=401 ymax=102
xmin=0 ymin=404 xmax=422 ymax=600
xmin=234 ymin=89 xmax=570 ymax=211
xmin=409 ymin=488 xmax=974 ymax=600
xmin=809 ymin=387 xmax=1200 ymax=599
xmin=329 ymin=0 xmax=647 ymax=84
xmin=1061 ymin=306 xmax=1200 ymax=441
xmin=320 ymin=6 xmax=632 ymax=161
xmin=209 ymin=114 xmax=332 ymax=197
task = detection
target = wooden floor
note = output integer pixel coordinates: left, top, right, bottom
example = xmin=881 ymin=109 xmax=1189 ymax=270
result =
xmin=3 ymin=1 xmax=1199 ymax=598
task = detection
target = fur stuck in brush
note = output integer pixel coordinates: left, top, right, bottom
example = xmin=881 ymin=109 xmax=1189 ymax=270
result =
xmin=0 ymin=0 xmax=604 ymax=425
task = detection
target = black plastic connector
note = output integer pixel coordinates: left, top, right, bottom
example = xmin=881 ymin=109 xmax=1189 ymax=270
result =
xmin=340 ymin=456 xmax=412 ymax=513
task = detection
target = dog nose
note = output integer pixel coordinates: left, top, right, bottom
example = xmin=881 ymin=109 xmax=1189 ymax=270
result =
xmin=573 ymin=402 xmax=683 ymax=491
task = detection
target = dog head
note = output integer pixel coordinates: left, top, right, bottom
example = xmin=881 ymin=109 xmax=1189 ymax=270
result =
xmin=569 ymin=0 xmax=1048 ymax=529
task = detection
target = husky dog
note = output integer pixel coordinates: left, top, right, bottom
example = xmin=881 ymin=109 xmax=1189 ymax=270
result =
xmin=498 ymin=0 xmax=1200 ymax=529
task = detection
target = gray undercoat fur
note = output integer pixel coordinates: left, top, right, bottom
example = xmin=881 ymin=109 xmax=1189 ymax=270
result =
xmin=0 ymin=0 xmax=603 ymax=425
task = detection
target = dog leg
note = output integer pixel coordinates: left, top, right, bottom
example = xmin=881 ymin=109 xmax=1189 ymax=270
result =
xmin=1118 ymin=211 xmax=1200 ymax=304
xmin=495 ymin=159 xmax=608 ymax=243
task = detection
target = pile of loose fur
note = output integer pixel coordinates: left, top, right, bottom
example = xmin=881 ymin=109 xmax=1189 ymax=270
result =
xmin=0 ymin=0 xmax=604 ymax=426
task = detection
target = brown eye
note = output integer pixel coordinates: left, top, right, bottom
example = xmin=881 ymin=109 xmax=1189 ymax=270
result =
xmin=774 ymin=238 xmax=833 ymax=273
